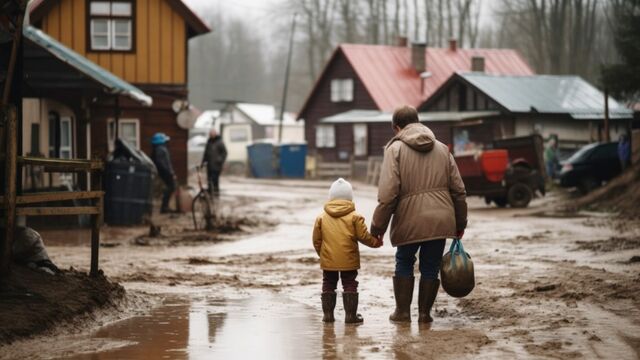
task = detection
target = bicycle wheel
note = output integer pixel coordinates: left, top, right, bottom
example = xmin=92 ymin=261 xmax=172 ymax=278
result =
xmin=192 ymin=191 xmax=213 ymax=230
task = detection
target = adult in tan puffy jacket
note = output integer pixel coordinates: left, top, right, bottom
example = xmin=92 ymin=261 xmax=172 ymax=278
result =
xmin=371 ymin=106 xmax=467 ymax=323
xmin=313 ymin=178 xmax=382 ymax=324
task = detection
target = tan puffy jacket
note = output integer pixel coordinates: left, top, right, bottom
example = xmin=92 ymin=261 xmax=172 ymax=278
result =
xmin=371 ymin=123 xmax=467 ymax=247
xmin=313 ymin=200 xmax=378 ymax=271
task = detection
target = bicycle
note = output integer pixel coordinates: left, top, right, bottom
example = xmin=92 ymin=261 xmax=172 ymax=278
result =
xmin=192 ymin=165 xmax=216 ymax=230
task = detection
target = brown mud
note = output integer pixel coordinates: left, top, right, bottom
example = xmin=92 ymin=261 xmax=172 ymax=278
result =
xmin=0 ymin=265 xmax=127 ymax=345
xmin=1 ymin=177 xmax=639 ymax=359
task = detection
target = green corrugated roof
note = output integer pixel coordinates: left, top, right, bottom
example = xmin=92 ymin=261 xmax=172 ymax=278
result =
xmin=459 ymin=73 xmax=633 ymax=120
xmin=23 ymin=25 xmax=152 ymax=106
xmin=320 ymin=109 xmax=500 ymax=124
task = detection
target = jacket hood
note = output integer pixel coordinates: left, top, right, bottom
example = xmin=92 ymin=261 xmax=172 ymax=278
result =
xmin=324 ymin=200 xmax=355 ymax=218
xmin=390 ymin=123 xmax=435 ymax=153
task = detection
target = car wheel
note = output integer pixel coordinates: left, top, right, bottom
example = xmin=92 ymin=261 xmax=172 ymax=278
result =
xmin=507 ymin=183 xmax=533 ymax=208
xmin=577 ymin=177 xmax=599 ymax=194
xmin=493 ymin=197 xmax=508 ymax=208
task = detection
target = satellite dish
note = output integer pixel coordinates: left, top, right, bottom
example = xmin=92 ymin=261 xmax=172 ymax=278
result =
xmin=172 ymin=99 xmax=185 ymax=113
xmin=177 ymin=109 xmax=196 ymax=129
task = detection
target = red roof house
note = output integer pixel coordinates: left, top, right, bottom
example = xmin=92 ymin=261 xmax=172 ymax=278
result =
xmin=298 ymin=40 xmax=534 ymax=162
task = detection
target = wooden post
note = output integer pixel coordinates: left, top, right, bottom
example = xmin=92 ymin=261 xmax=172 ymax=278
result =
xmin=604 ymin=88 xmax=611 ymax=143
xmin=90 ymin=164 xmax=102 ymax=277
xmin=1 ymin=106 xmax=18 ymax=276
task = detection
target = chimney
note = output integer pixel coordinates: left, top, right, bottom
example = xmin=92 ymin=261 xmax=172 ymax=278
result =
xmin=471 ymin=56 xmax=485 ymax=72
xmin=396 ymin=36 xmax=408 ymax=47
xmin=411 ymin=42 xmax=427 ymax=73
xmin=448 ymin=38 xmax=457 ymax=52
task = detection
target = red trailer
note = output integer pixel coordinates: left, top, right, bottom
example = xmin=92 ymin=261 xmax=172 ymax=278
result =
xmin=454 ymin=135 xmax=546 ymax=208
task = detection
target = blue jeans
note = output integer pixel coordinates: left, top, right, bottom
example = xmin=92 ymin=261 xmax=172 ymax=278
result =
xmin=395 ymin=239 xmax=446 ymax=279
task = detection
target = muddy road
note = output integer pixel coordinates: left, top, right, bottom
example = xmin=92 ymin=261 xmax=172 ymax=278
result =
xmin=2 ymin=178 xmax=639 ymax=359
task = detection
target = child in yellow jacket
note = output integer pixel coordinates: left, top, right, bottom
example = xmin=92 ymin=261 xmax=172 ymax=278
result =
xmin=313 ymin=178 xmax=382 ymax=324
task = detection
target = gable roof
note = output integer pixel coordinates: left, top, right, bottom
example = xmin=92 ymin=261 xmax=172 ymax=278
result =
xmin=298 ymin=43 xmax=534 ymax=117
xmin=453 ymin=73 xmax=634 ymax=120
xmin=320 ymin=109 xmax=500 ymax=124
xmin=29 ymin=0 xmax=210 ymax=36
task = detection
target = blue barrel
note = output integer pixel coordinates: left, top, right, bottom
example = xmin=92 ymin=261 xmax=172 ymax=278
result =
xmin=247 ymin=143 xmax=278 ymax=178
xmin=278 ymin=143 xmax=307 ymax=178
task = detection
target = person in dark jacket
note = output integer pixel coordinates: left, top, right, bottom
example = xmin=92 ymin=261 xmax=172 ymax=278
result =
xmin=151 ymin=133 xmax=176 ymax=213
xmin=618 ymin=133 xmax=631 ymax=171
xmin=201 ymin=129 xmax=227 ymax=196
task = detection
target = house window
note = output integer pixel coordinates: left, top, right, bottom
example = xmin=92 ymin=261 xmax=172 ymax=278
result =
xmin=316 ymin=125 xmax=336 ymax=148
xmin=60 ymin=117 xmax=73 ymax=159
xmin=108 ymin=118 xmax=140 ymax=150
xmin=331 ymin=79 xmax=354 ymax=102
xmin=88 ymin=1 xmax=134 ymax=51
xmin=48 ymin=112 xmax=73 ymax=159
xmin=353 ymin=124 xmax=367 ymax=156
xmin=229 ymin=127 xmax=249 ymax=142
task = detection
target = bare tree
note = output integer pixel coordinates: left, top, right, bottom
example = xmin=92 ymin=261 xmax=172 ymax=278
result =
xmin=382 ymin=0 xmax=389 ymax=44
xmin=394 ymin=0 xmax=401 ymax=39
xmin=414 ymin=0 xmax=420 ymax=41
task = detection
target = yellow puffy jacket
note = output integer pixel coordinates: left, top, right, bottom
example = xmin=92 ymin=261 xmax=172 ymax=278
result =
xmin=313 ymin=200 xmax=377 ymax=271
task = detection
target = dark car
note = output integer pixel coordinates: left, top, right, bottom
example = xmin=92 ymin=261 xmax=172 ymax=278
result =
xmin=559 ymin=142 xmax=621 ymax=193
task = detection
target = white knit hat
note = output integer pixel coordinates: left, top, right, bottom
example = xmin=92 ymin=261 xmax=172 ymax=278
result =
xmin=329 ymin=178 xmax=353 ymax=201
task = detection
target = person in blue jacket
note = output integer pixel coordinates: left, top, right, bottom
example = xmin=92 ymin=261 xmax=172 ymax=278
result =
xmin=618 ymin=133 xmax=631 ymax=171
xmin=151 ymin=133 xmax=176 ymax=213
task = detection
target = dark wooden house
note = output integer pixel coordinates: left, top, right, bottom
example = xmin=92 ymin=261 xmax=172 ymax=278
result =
xmin=297 ymin=40 xmax=534 ymax=162
xmin=28 ymin=0 xmax=210 ymax=182
xmin=419 ymin=73 xmax=636 ymax=153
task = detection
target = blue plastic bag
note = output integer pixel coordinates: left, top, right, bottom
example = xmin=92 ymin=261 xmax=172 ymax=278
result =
xmin=440 ymin=238 xmax=475 ymax=298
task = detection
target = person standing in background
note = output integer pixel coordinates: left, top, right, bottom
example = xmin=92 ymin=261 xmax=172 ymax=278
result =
xmin=618 ymin=133 xmax=631 ymax=171
xmin=202 ymin=129 xmax=228 ymax=196
xmin=151 ymin=133 xmax=177 ymax=214
xmin=544 ymin=138 xmax=560 ymax=179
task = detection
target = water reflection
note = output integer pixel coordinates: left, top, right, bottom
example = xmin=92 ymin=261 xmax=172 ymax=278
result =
xmin=67 ymin=293 xmax=321 ymax=360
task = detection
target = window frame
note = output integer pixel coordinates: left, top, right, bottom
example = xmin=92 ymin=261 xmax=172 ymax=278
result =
xmin=330 ymin=79 xmax=354 ymax=103
xmin=59 ymin=117 xmax=73 ymax=159
xmin=86 ymin=0 xmax=136 ymax=53
xmin=353 ymin=123 xmax=368 ymax=157
xmin=107 ymin=118 xmax=141 ymax=151
xmin=316 ymin=125 xmax=336 ymax=148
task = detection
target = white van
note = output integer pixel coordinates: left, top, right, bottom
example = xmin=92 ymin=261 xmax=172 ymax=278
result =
xmin=188 ymin=123 xmax=252 ymax=175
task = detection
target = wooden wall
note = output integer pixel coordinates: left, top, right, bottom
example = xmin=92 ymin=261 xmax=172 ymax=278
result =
xmin=90 ymin=94 xmax=189 ymax=182
xmin=40 ymin=0 xmax=186 ymax=85
xmin=299 ymin=49 xmax=378 ymax=158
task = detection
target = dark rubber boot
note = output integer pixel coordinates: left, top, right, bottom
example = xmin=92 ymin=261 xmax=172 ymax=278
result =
xmin=343 ymin=292 xmax=363 ymax=324
xmin=322 ymin=292 xmax=336 ymax=323
xmin=389 ymin=276 xmax=414 ymax=322
xmin=418 ymin=278 xmax=440 ymax=323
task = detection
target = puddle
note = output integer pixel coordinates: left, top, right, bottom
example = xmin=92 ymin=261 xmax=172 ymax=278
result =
xmin=50 ymin=289 xmax=485 ymax=360
xmin=64 ymin=293 xmax=322 ymax=360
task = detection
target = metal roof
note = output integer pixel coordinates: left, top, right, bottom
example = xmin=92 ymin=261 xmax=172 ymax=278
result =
xmin=23 ymin=26 xmax=152 ymax=106
xmin=235 ymin=103 xmax=297 ymax=126
xmin=459 ymin=73 xmax=634 ymax=120
xmin=339 ymin=44 xmax=534 ymax=111
xmin=320 ymin=109 xmax=500 ymax=124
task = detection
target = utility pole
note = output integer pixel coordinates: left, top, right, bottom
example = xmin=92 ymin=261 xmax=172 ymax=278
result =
xmin=278 ymin=13 xmax=297 ymax=144
xmin=604 ymin=88 xmax=610 ymax=142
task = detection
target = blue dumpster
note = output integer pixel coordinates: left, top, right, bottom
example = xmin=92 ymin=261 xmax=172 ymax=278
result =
xmin=278 ymin=143 xmax=307 ymax=178
xmin=247 ymin=142 xmax=278 ymax=178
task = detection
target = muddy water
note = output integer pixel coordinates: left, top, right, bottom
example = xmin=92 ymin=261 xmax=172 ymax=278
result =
xmin=65 ymin=293 xmax=322 ymax=360
xmin=16 ymin=179 xmax=639 ymax=359
xmin=62 ymin=290 xmax=481 ymax=360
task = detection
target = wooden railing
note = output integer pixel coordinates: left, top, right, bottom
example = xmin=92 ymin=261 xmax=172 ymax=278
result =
xmin=1 ymin=106 xmax=104 ymax=276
